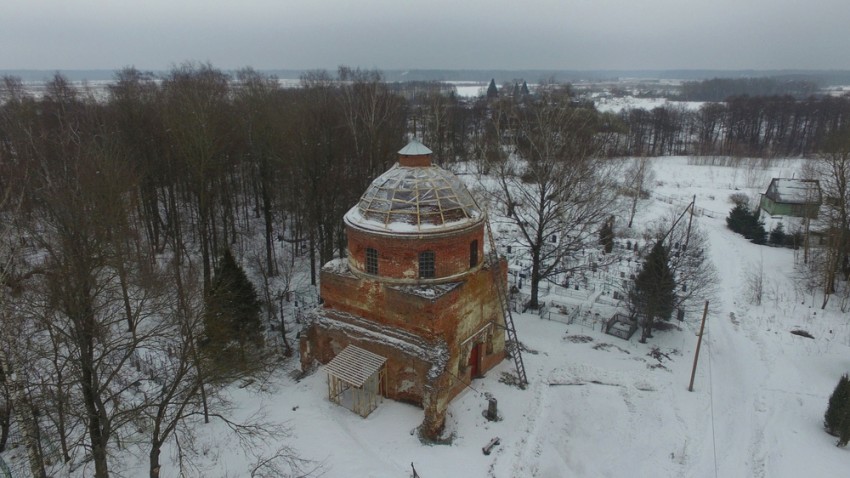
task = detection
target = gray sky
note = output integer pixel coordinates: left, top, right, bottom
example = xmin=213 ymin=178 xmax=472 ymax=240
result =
xmin=3 ymin=0 xmax=849 ymax=71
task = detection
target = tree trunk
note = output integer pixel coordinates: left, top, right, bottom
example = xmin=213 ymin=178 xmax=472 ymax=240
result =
xmin=261 ymin=179 xmax=276 ymax=277
xmin=529 ymin=248 xmax=541 ymax=309
xmin=81 ymin=342 xmax=110 ymax=478
xmin=0 ymin=405 xmax=9 ymax=453
xmin=309 ymin=229 xmax=317 ymax=286
xmin=628 ymin=195 xmax=638 ymax=228
xmin=0 ymin=352 xmax=47 ymax=478
xmin=149 ymin=445 xmax=162 ymax=478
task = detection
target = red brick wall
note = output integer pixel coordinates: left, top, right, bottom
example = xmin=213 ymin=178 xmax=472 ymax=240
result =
xmin=318 ymin=261 xmax=508 ymax=398
xmin=320 ymin=271 xmax=438 ymax=338
xmin=347 ymin=224 xmax=485 ymax=281
xmin=398 ymin=155 xmax=431 ymax=167
xmin=320 ymin=264 xmax=504 ymax=339
xmin=300 ymin=325 xmax=431 ymax=405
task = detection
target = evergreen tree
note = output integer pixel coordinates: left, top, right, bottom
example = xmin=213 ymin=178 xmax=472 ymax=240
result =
xmin=521 ymin=80 xmax=530 ymax=96
xmin=630 ymin=241 xmax=676 ymax=343
xmin=726 ymin=204 xmax=751 ymax=234
xmin=769 ymin=222 xmax=786 ymax=246
xmin=745 ymin=209 xmax=768 ymax=244
xmin=726 ymin=204 xmax=767 ymax=244
xmin=599 ymin=217 xmax=614 ymax=254
xmin=204 ymin=248 xmax=263 ymax=367
xmin=486 ymin=78 xmax=498 ymax=99
xmin=824 ymin=374 xmax=850 ymax=445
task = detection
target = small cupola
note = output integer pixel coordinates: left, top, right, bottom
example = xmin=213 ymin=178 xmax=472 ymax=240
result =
xmin=398 ymin=139 xmax=432 ymax=167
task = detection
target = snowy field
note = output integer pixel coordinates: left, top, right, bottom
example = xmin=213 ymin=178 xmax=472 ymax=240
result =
xmin=593 ymin=96 xmax=706 ymax=114
xmin=15 ymin=156 xmax=848 ymax=477
xmin=445 ymin=81 xmax=488 ymax=99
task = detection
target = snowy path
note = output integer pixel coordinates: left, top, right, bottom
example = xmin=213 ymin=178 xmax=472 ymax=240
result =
xmin=700 ymin=216 xmax=850 ymax=477
xmin=703 ymin=224 xmax=771 ymax=477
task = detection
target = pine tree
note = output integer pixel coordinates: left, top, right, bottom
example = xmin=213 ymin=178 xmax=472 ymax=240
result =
xmin=824 ymin=374 xmax=850 ymax=445
xmin=726 ymin=204 xmax=751 ymax=234
xmin=726 ymin=204 xmax=767 ymax=244
xmin=745 ymin=209 xmax=768 ymax=244
xmin=486 ymin=78 xmax=498 ymax=99
xmin=769 ymin=222 xmax=786 ymax=246
xmin=204 ymin=248 xmax=263 ymax=368
xmin=630 ymin=241 xmax=676 ymax=343
xmin=521 ymin=80 xmax=530 ymax=96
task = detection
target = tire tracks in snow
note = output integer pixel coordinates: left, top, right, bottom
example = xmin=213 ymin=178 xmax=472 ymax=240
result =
xmin=489 ymin=363 xmax=548 ymax=478
xmin=706 ymin=225 xmax=771 ymax=478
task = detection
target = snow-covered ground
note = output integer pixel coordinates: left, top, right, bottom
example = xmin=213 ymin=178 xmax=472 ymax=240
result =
xmin=593 ymin=96 xmax=706 ymax=114
xmin=27 ymin=156 xmax=847 ymax=477
xmin=445 ymin=81 xmax=487 ymax=99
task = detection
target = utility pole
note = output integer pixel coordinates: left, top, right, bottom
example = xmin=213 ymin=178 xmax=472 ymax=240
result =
xmin=683 ymin=195 xmax=696 ymax=252
xmin=688 ymin=301 xmax=709 ymax=392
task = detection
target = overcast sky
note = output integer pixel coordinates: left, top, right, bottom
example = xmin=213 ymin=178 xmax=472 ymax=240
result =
xmin=3 ymin=0 xmax=849 ymax=71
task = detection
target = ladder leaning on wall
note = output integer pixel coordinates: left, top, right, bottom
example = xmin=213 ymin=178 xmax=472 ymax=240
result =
xmin=485 ymin=218 xmax=528 ymax=389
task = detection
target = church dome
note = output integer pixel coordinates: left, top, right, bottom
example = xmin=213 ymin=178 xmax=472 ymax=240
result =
xmin=344 ymin=140 xmax=483 ymax=234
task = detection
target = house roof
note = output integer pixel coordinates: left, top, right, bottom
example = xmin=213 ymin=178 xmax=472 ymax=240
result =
xmin=324 ymin=345 xmax=387 ymax=388
xmin=766 ymin=178 xmax=821 ymax=204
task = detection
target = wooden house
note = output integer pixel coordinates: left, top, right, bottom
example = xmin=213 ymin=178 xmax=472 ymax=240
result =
xmin=759 ymin=178 xmax=821 ymax=218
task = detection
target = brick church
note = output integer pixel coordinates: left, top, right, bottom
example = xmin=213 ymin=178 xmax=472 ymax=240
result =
xmin=299 ymin=139 xmax=507 ymax=438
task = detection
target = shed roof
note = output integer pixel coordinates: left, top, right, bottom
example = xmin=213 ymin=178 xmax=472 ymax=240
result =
xmin=324 ymin=345 xmax=387 ymax=388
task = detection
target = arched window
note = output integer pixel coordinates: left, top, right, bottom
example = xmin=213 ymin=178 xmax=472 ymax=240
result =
xmin=470 ymin=240 xmax=479 ymax=268
xmin=418 ymin=251 xmax=435 ymax=279
xmin=365 ymin=248 xmax=378 ymax=275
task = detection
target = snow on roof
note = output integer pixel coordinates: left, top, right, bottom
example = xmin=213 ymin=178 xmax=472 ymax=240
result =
xmin=390 ymin=282 xmax=462 ymax=300
xmin=321 ymin=258 xmax=355 ymax=277
xmin=346 ymin=163 xmax=483 ymax=233
xmin=398 ymin=139 xmax=432 ymax=156
xmin=767 ymin=178 xmax=821 ymax=204
xmin=324 ymin=345 xmax=387 ymax=388
xmin=307 ymin=308 xmax=449 ymax=380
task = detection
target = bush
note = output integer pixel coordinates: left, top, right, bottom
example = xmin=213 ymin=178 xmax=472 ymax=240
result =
xmin=824 ymin=374 xmax=850 ymax=446
xmin=728 ymin=192 xmax=750 ymax=207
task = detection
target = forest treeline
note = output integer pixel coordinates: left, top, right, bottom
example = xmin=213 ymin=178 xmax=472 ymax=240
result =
xmin=0 ymin=66 xmax=848 ymax=301
xmin=0 ymin=64 xmax=410 ymax=477
xmin=608 ymin=94 xmax=850 ymax=158
xmin=678 ymin=77 xmax=820 ymax=101
xmin=1 ymin=65 xmax=849 ymax=301
xmin=1 ymin=65 xmax=411 ymax=288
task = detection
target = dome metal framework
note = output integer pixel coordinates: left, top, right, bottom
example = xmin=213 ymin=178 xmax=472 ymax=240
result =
xmin=353 ymin=164 xmax=482 ymax=230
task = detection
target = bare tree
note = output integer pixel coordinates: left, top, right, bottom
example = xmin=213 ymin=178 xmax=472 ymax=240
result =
xmin=624 ymin=156 xmax=656 ymax=228
xmin=160 ymin=63 xmax=233 ymax=294
xmin=809 ymin=129 xmax=850 ymax=307
xmin=143 ymin=263 xmax=206 ymax=478
xmin=486 ymin=89 xmax=621 ymax=308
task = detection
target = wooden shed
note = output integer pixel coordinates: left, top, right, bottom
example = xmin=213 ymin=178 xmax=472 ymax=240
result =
xmin=759 ymin=178 xmax=821 ymax=218
xmin=324 ymin=345 xmax=387 ymax=417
